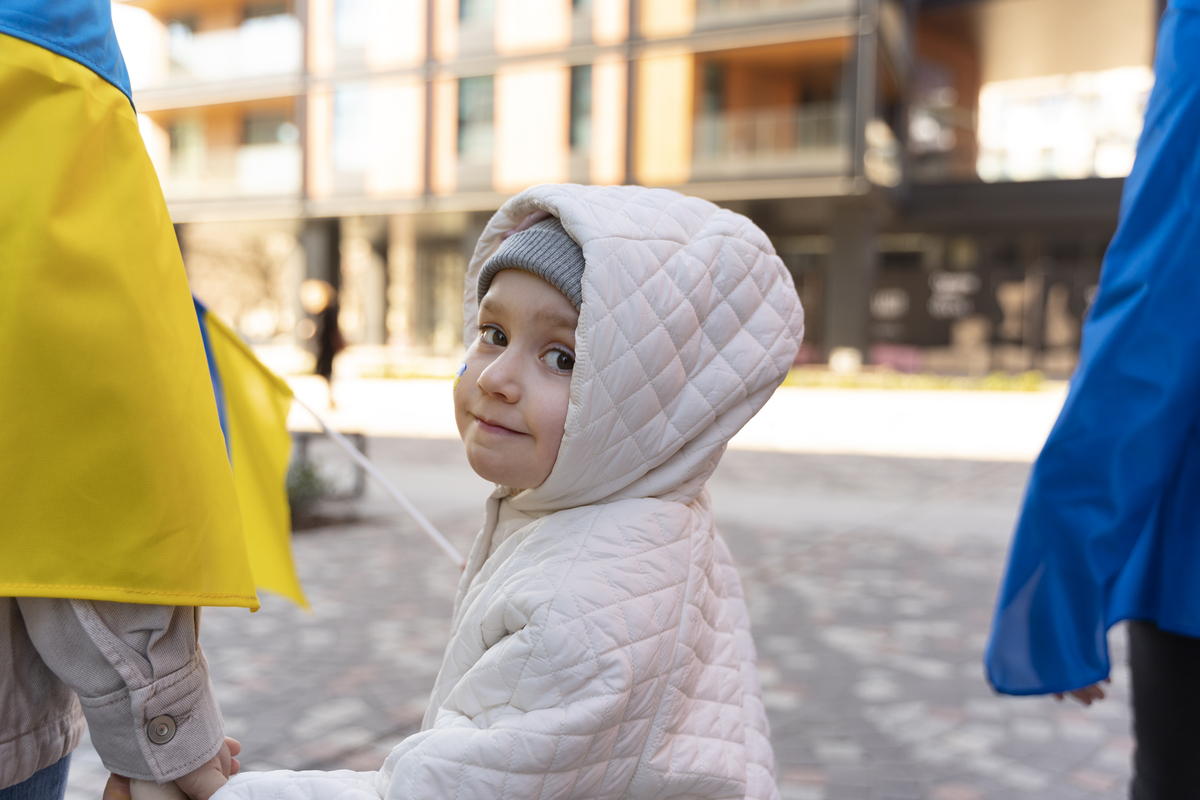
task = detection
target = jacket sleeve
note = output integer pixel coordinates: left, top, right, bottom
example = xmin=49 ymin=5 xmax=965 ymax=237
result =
xmin=985 ymin=3 xmax=1200 ymax=696
xmin=16 ymin=598 xmax=224 ymax=782
xmin=374 ymin=584 xmax=648 ymax=800
xmin=214 ymin=568 xmax=655 ymax=800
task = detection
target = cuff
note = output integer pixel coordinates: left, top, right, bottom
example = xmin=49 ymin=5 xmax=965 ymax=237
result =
xmin=81 ymin=650 xmax=224 ymax=782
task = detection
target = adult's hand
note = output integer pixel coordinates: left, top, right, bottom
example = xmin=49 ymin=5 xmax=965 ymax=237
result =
xmin=103 ymin=738 xmax=241 ymax=800
xmin=1054 ymin=678 xmax=1111 ymax=706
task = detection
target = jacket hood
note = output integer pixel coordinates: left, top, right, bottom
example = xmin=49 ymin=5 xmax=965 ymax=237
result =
xmin=463 ymin=184 xmax=804 ymax=513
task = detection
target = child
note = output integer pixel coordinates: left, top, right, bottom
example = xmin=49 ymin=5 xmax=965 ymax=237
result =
xmin=218 ymin=184 xmax=804 ymax=800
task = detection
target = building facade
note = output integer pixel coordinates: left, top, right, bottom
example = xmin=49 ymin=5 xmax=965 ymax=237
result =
xmin=114 ymin=0 xmax=1162 ymax=376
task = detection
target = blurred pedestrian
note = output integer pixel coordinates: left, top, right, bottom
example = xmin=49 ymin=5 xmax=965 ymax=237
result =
xmin=986 ymin=3 xmax=1200 ymax=798
xmin=300 ymin=279 xmax=343 ymax=408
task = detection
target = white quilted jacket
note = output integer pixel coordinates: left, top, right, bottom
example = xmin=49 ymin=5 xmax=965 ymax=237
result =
xmin=218 ymin=185 xmax=804 ymax=800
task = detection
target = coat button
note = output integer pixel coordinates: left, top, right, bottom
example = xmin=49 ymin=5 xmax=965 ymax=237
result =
xmin=147 ymin=715 xmax=176 ymax=745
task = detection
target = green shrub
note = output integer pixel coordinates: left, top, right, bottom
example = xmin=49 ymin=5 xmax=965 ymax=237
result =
xmin=286 ymin=458 xmax=329 ymax=515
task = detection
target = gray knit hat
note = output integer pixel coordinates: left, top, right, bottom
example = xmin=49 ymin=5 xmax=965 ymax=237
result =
xmin=478 ymin=216 xmax=585 ymax=309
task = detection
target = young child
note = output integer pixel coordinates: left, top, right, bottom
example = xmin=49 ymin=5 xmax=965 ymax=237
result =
xmin=218 ymin=184 xmax=804 ymax=800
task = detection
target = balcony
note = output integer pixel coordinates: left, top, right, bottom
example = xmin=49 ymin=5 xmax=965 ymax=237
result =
xmin=694 ymin=0 xmax=855 ymax=26
xmin=162 ymin=143 xmax=302 ymax=201
xmin=166 ymin=15 xmax=302 ymax=86
xmin=692 ymin=104 xmax=851 ymax=180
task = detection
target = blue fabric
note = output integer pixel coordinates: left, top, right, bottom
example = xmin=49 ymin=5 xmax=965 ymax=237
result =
xmin=194 ymin=298 xmax=232 ymax=460
xmin=0 ymin=0 xmax=131 ymax=102
xmin=986 ymin=1 xmax=1200 ymax=696
xmin=0 ymin=755 xmax=70 ymax=800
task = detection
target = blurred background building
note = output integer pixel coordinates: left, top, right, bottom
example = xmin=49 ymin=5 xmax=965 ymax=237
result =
xmin=113 ymin=0 xmax=1163 ymax=377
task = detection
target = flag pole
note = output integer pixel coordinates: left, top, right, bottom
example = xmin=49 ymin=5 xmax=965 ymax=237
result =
xmin=292 ymin=397 xmax=466 ymax=568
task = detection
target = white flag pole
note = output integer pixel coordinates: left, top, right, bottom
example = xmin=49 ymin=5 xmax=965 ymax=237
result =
xmin=292 ymin=396 xmax=466 ymax=568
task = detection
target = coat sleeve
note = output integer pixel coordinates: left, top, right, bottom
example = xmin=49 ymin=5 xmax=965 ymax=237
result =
xmin=214 ymin=559 xmax=660 ymax=800
xmin=374 ymin=576 xmax=652 ymax=800
xmin=17 ymin=598 xmax=224 ymax=782
xmin=985 ymin=3 xmax=1200 ymax=696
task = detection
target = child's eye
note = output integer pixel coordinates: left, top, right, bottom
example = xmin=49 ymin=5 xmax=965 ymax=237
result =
xmin=480 ymin=326 xmax=508 ymax=347
xmin=541 ymin=349 xmax=575 ymax=373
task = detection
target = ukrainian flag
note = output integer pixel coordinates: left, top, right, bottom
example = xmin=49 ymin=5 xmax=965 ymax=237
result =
xmin=195 ymin=299 xmax=307 ymax=609
xmin=0 ymin=0 xmax=302 ymax=610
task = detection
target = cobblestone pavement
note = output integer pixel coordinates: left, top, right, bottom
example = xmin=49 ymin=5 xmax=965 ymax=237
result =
xmin=66 ymin=438 xmax=1132 ymax=800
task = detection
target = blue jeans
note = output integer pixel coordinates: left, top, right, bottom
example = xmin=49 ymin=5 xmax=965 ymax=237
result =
xmin=0 ymin=755 xmax=71 ymax=800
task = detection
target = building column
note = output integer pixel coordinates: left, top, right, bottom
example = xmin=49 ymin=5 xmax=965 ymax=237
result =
xmin=340 ymin=217 xmax=388 ymax=346
xmin=824 ymin=202 xmax=877 ymax=370
xmin=282 ymin=225 xmax=307 ymax=345
xmin=303 ymin=218 xmax=340 ymax=286
xmin=387 ymin=215 xmax=418 ymax=349
xmin=362 ymin=239 xmax=388 ymax=346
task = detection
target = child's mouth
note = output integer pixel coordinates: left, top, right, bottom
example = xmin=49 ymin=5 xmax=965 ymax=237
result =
xmin=474 ymin=415 xmax=521 ymax=436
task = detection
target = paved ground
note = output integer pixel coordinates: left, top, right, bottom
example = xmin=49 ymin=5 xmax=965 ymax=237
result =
xmin=65 ymin=437 xmax=1133 ymax=800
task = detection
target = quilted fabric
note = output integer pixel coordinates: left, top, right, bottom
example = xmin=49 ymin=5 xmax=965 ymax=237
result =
xmin=216 ymin=185 xmax=803 ymax=800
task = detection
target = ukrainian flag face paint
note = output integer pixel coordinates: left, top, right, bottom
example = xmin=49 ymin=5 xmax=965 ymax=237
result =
xmin=453 ymin=361 xmax=468 ymax=390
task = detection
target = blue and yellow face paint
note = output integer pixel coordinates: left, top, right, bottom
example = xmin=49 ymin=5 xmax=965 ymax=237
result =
xmin=453 ymin=361 xmax=468 ymax=390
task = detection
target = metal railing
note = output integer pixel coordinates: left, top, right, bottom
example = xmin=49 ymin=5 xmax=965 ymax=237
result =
xmin=695 ymin=0 xmax=853 ymax=20
xmin=166 ymin=15 xmax=302 ymax=85
xmin=162 ymin=143 xmax=302 ymax=200
xmin=693 ymin=105 xmax=850 ymax=173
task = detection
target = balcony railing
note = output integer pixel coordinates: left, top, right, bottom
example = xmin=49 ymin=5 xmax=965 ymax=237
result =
xmin=167 ymin=15 xmax=302 ymax=85
xmin=162 ymin=143 xmax=302 ymax=201
xmin=695 ymin=0 xmax=855 ymax=22
xmin=692 ymin=104 xmax=851 ymax=180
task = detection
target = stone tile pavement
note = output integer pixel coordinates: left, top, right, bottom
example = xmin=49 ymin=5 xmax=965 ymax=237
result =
xmin=65 ymin=438 xmax=1132 ymax=800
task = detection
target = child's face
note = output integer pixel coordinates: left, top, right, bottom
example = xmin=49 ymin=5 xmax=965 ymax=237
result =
xmin=454 ymin=269 xmax=579 ymax=490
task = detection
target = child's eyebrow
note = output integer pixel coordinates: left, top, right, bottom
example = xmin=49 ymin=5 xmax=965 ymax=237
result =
xmin=533 ymin=309 xmax=579 ymax=334
xmin=480 ymin=297 xmax=577 ymax=336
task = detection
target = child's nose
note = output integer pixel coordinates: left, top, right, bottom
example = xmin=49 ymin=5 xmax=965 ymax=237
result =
xmin=477 ymin=352 xmax=522 ymax=401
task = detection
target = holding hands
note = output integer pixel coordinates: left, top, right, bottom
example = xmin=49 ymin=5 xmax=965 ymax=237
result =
xmin=103 ymin=738 xmax=241 ymax=800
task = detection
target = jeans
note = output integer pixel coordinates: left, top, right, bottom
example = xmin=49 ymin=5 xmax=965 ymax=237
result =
xmin=0 ymin=756 xmax=71 ymax=800
xmin=1130 ymin=620 xmax=1200 ymax=800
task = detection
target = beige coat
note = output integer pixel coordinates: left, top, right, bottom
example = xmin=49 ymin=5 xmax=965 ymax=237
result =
xmin=0 ymin=599 xmax=223 ymax=787
xmin=220 ymin=184 xmax=804 ymax=800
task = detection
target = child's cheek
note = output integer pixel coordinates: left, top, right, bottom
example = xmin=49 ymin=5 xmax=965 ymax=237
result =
xmin=451 ymin=363 xmax=474 ymax=441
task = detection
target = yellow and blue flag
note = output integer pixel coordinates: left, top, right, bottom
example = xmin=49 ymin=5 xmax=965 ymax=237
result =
xmin=0 ymin=0 xmax=301 ymax=610
xmin=194 ymin=299 xmax=307 ymax=609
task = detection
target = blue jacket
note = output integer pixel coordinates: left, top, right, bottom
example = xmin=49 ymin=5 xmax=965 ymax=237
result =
xmin=986 ymin=0 xmax=1200 ymax=695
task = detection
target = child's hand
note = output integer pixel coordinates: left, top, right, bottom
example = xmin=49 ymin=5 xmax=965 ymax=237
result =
xmin=1054 ymin=678 xmax=1111 ymax=706
xmin=103 ymin=738 xmax=241 ymax=800
xmin=176 ymin=737 xmax=241 ymax=799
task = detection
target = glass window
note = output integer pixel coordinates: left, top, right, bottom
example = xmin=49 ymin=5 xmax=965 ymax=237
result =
xmin=167 ymin=15 xmax=197 ymax=35
xmin=702 ymin=61 xmax=724 ymax=115
xmin=335 ymin=0 xmax=371 ymax=47
xmin=245 ymin=2 xmax=289 ymax=20
xmin=334 ymin=83 xmax=371 ymax=171
xmin=169 ymin=119 xmax=203 ymax=155
xmin=459 ymin=0 xmax=496 ymax=23
xmin=244 ymin=112 xmax=290 ymax=145
xmin=570 ymin=65 xmax=592 ymax=150
xmin=457 ymin=76 xmax=495 ymax=159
